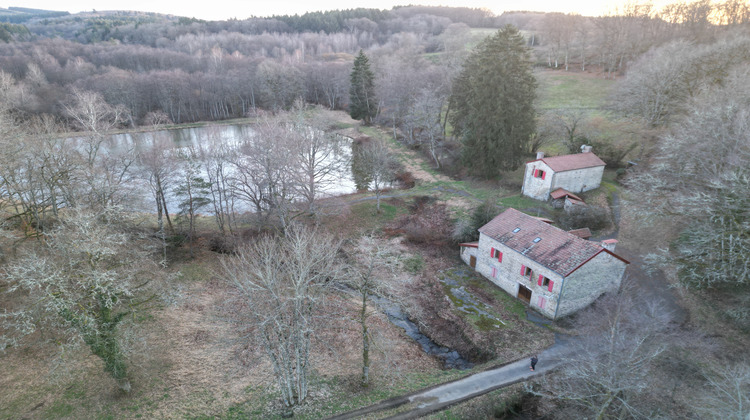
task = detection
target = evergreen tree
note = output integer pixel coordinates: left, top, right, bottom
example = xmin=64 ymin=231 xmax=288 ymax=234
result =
xmin=450 ymin=25 xmax=537 ymax=177
xmin=349 ymin=50 xmax=378 ymax=125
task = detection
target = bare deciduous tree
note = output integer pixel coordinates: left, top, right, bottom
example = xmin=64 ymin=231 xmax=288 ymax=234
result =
xmin=234 ymin=113 xmax=300 ymax=231
xmin=197 ymin=128 xmax=238 ymax=236
xmin=627 ymin=69 xmax=750 ymax=289
xmin=692 ymin=361 xmax=750 ymax=420
xmin=404 ymin=87 xmax=446 ymax=168
xmin=353 ymin=137 xmax=398 ymax=213
xmin=62 ymin=88 xmax=137 ymax=210
xmin=221 ymin=225 xmax=343 ymax=413
xmin=288 ymin=104 xmax=349 ymax=215
xmin=136 ymin=132 xmax=176 ymax=261
xmin=1 ymin=207 xmax=163 ymax=392
xmin=527 ymin=280 xmax=675 ymax=419
xmin=343 ymin=235 xmax=400 ymax=386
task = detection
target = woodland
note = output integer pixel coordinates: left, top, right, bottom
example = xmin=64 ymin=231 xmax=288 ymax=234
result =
xmin=1 ymin=1 xmax=750 ymax=419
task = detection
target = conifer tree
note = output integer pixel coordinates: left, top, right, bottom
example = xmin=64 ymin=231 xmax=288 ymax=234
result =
xmin=450 ymin=25 xmax=537 ymax=177
xmin=349 ymin=50 xmax=377 ymax=125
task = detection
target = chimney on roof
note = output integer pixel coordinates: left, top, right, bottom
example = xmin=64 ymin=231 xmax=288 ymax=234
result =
xmin=601 ymin=239 xmax=618 ymax=252
xmin=580 ymin=145 xmax=593 ymax=153
xmin=536 ymin=151 xmax=545 ymax=159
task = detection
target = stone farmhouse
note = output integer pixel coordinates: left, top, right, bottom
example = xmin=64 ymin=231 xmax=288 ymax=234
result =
xmin=459 ymin=208 xmax=628 ymax=319
xmin=522 ymin=146 xmax=606 ymax=201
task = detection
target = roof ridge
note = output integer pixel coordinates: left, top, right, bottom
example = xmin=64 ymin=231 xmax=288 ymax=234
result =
xmin=478 ymin=208 xmax=609 ymax=276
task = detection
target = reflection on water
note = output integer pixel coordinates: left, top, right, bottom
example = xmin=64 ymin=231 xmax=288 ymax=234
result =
xmin=67 ymin=123 xmax=356 ymax=213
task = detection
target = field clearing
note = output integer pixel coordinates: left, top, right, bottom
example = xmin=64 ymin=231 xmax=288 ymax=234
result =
xmin=535 ymin=69 xmax=616 ymax=110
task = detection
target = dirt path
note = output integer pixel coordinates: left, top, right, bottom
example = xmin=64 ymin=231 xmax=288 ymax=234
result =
xmin=616 ymin=246 xmax=687 ymax=324
xmin=393 ymin=145 xmax=452 ymax=185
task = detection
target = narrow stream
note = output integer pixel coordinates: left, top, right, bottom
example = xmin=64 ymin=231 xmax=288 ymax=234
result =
xmin=369 ymin=295 xmax=474 ymax=370
xmin=334 ymin=283 xmax=472 ymax=369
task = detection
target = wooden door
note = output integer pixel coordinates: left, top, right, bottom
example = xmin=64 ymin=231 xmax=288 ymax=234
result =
xmin=518 ymin=284 xmax=532 ymax=303
xmin=469 ymin=255 xmax=476 ymax=269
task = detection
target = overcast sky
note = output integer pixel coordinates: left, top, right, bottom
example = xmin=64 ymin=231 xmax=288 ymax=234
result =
xmin=4 ymin=0 xmax=634 ymax=21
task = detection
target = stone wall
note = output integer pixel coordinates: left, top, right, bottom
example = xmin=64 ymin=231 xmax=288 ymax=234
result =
xmin=459 ymin=245 xmax=477 ymax=266
xmin=556 ymin=251 xmax=627 ymax=318
xmin=551 ymin=166 xmax=605 ymax=194
xmin=522 ymin=161 xmax=554 ymax=200
xmin=475 ymin=234 xmax=564 ymax=318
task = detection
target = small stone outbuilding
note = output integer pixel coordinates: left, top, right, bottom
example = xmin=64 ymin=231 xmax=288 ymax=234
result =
xmin=459 ymin=208 xmax=628 ymax=319
xmin=522 ymin=147 xmax=606 ymax=201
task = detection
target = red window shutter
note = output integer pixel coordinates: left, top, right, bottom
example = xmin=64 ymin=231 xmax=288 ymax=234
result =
xmin=533 ymin=169 xmax=539 ymax=177
xmin=548 ymin=280 xmax=554 ymax=292
xmin=490 ymin=247 xmax=495 ymax=257
xmin=498 ymin=251 xmax=503 ymax=263
xmin=538 ymin=274 xmax=543 ymax=286
xmin=520 ymin=265 xmax=526 ymax=276
xmin=492 ymin=267 xmax=497 ymax=278
xmin=541 ymin=171 xmax=546 ymax=180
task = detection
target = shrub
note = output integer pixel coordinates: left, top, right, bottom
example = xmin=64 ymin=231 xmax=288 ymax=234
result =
xmin=394 ymin=170 xmax=416 ymax=189
xmin=453 ymin=200 xmax=502 ymax=243
xmin=403 ymin=255 xmax=424 ymax=273
xmin=386 ymin=199 xmax=452 ymax=246
xmin=558 ymin=206 xmax=610 ymax=231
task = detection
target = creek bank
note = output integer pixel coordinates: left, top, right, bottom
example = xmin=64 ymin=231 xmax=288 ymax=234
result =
xmin=370 ymin=295 xmax=474 ymax=370
xmin=334 ymin=283 xmax=473 ymax=370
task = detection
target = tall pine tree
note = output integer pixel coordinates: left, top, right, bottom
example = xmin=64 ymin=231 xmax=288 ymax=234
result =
xmin=349 ymin=50 xmax=377 ymax=125
xmin=450 ymin=25 xmax=536 ymax=178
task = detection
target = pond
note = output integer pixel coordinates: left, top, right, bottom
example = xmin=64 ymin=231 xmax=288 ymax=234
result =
xmin=69 ymin=123 xmax=357 ymax=214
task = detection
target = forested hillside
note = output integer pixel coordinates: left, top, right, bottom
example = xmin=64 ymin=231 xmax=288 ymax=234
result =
xmin=0 ymin=2 xmax=747 ymax=127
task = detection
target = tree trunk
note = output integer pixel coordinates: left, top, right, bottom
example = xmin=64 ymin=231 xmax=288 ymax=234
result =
xmin=361 ymin=290 xmax=370 ymax=386
xmin=159 ymin=185 xmax=174 ymax=234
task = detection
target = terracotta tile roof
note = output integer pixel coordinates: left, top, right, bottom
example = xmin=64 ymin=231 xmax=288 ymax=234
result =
xmin=567 ymin=228 xmax=592 ymax=239
xmin=529 ymin=152 xmax=606 ymax=172
xmin=459 ymin=242 xmax=479 ymax=248
xmin=478 ymin=208 xmax=627 ymax=276
xmin=566 ymin=197 xmax=587 ymax=206
xmin=550 ymin=188 xmax=584 ymax=202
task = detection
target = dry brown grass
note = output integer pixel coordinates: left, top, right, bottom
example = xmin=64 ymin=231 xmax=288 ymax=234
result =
xmin=0 ymin=231 xmax=449 ymax=419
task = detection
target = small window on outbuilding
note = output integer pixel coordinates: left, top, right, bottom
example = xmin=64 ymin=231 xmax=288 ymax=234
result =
xmin=534 ymin=169 xmax=546 ymax=180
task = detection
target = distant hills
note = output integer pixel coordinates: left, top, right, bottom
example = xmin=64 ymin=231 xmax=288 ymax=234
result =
xmin=0 ymin=6 xmax=69 ymax=23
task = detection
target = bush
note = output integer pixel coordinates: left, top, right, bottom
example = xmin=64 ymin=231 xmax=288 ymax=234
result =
xmin=558 ymin=205 xmax=610 ymax=231
xmin=208 ymin=234 xmax=236 ymax=254
xmin=452 ymin=200 xmax=503 ymax=243
xmin=385 ymin=199 xmax=452 ymax=245
xmin=452 ymin=218 xmax=476 ymax=243
xmin=403 ymin=255 xmax=424 ymax=274
xmin=394 ymin=170 xmax=416 ymax=189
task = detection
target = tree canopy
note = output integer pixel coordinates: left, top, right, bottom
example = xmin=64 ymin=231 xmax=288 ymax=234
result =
xmin=450 ymin=24 xmax=536 ymax=177
xmin=349 ymin=50 xmax=378 ymax=125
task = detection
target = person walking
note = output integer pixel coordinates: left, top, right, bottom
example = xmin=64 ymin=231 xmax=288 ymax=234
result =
xmin=530 ymin=355 xmax=538 ymax=371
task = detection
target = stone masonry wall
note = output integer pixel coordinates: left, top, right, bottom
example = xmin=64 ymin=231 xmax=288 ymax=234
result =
xmin=556 ymin=251 xmax=627 ymax=318
xmin=475 ymin=234 xmax=564 ymax=318
xmin=522 ymin=162 xmax=554 ymax=201
xmin=460 ymin=246 xmax=477 ymax=266
xmin=551 ymin=166 xmax=605 ymax=195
